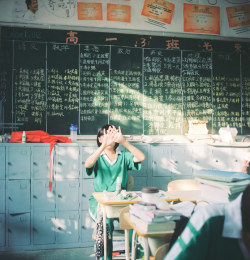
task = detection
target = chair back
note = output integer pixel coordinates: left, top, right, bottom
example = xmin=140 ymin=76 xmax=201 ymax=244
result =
xmin=127 ymin=174 xmax=134 ymax=191
xmin=167 ymin=179 xmax=200 ymax=191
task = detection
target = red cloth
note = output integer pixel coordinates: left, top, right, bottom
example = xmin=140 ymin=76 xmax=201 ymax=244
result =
xmin=10 ymin=130 xmax=72 ymax=191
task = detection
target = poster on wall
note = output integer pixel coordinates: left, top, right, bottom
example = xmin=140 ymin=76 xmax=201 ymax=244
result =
xmin=141 ymin=0 xmax=175 ymax=27
xmin=226 ymin=4 xmax=250 ymax=28
xmin=183 ymin=3 xmax=220 ymax=35
xmin=107 ymin=4 xmax=131 ymax=23
xmin=77 ymin=3 xmax=103 ymax=20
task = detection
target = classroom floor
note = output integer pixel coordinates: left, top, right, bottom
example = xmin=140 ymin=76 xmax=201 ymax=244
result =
xmin=0 ymin=247 xmax=95 ymax=260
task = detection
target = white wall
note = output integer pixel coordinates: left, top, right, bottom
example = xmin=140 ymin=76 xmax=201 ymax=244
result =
xmin=0 ymin=0 xmax=249 ymax=39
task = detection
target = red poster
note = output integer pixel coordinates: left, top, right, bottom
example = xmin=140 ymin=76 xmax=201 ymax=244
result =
xmin=107 ymin=4 xmax=131 ymax=23
xmin=183 ymin=3 xmax=220 ymax=35
xmin=226 ymin=4 xmax=250 ymax=28
xmin=77 ymin=3 xmax=103 ymax=20
xmin=141 ymin=0 xmax=175 ymax=24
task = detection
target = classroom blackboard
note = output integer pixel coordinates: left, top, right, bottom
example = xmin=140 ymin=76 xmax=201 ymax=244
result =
xmin=1 ymin=26 xmax=250 ymax=135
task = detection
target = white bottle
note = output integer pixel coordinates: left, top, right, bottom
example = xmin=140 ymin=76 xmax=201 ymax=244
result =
xmin=116 ymin=177 xmax=121 ymax=195
xmin=22 ymin=131 xmax=26 ymax=143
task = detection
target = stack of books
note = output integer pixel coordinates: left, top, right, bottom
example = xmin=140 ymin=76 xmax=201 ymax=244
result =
xmin=194 ymin=169 xmax=250 ymax=203
xmin=129 ymin=202 xmax=181 ymax=233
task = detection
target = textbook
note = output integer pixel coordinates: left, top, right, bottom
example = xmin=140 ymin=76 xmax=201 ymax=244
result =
xmin=199 ymin=183 xmax=242 ymax=203
xmin=195 ymin=177 xmax=250 ymax=195
xmin=130 ymin=214 xmax=176 ymax=233
xmin=129 ymin=204 xmax=181 ymax=223
xmin=194 ymin=169 xmax=250 ymax=182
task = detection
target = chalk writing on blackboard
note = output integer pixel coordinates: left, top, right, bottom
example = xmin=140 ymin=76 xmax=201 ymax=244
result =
xmin=110 ymin=46 xmax=143 ymax=135
xmin=144 ymin=49 xmax=182 ymax=135
xmin=212 ymin=53 xmax=241 ymax=130
xmin=182 ymin=51 xmax=213 ymax=130
xmin=80 ymin=45 xmax=109 ymax=134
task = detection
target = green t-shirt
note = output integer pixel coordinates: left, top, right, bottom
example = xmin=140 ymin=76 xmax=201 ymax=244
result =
xmin=87 ymin=150 xmax=141 ymax=220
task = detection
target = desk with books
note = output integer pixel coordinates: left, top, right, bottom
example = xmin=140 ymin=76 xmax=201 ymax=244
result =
xmin=92 ymin=191 xmax=141 ymax=260
xmin=123 ymin=211 xmax=174 ymax=260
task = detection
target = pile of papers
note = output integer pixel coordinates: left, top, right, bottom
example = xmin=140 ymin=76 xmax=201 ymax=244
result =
xmin=195 ymin=169 xmax=250 ymax=203
xmin=129 ymin=202 xmax=181 ymax=233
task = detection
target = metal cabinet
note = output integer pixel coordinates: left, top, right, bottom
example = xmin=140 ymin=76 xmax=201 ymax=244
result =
xmin=56 ymin=211 xmax=80 ymax=244
xmin=7 ymin=179 xmax=30 ymax=213
xmin=129 ymin=143 xmax=149 ymax=177
xmin=54 ymin=145 xmax=80 ymax=179
xmin=152 ymin=145 xmax=172 ymax=177
xmin=31 ymin=146 xmax=50 ymax=179
xmin=0 ymin=214 xmax=5 ymax=247
xmin=82 ymin=144 xmax=96 ymax=179
xmin=56 ymin=179 xmax=80 ymax=211
xmin=210 ymin=146 xmax=249 ymax=171
xmin=0 ymin=180 xmax=5 ymax=213
xmin=32 ymin=180 xmax=56 ymax=212
xmin=7 ymin=213 xmax=30 ymax=246
xmin=0 ymin=146 xmax=5 ymax=179
xmin=81 ymin=179 xmax=94 ymax=211
xmin=33 ymin=212 xmax=56 ymax=245
xmin=7 ymin=146 xmax=30 ymax=179
xmin=81 ymin=210 xmax=95 ymax=245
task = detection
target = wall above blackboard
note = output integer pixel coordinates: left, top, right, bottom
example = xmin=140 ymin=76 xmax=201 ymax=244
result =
xmin=1 ymin=26 xmax=250 ymax=135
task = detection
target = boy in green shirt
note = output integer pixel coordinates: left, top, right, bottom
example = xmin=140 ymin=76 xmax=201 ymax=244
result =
xmin=85 ymin=124 xmax=145 ymax=259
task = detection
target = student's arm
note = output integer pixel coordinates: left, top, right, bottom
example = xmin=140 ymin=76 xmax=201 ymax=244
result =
xmin=114 ymin=127 xmax=145 ymax=163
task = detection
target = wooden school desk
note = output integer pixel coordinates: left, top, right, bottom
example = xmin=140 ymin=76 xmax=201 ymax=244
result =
xmin=123 ymin=212 xmax=174 ymax=260
xmin=92 ymin=192 xmax=141 ymax=260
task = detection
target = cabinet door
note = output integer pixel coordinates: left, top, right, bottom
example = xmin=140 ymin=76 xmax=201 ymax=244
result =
xmin=171 ymin=145 xmax=193 ymax=177
xmin=132 ymin=177 xmax=147 ymax=191
xmin=0 ymin=214 xmax=5 ymax=247
xmin=8 ymin=213 xmax=30 ymax=246
xmin=0 ymin=180 xmax=5 ymax=213
xmin=191 ymin=144 xmax=213 ymax=173
xmin=81 ymin=210 xmax=95 ymax=245
xmin=31 ymin=146 xmax=50 ymax=179
xmin=33 ymin=212 xmax=56 ymax=245
xmin=152 ymin=145 xmax=172 ymax=177
xmin=82 ymin=145 xmax=96 ymax=179
xmin=230 ymin=148 xmax=248 ymax=172
xmin=128 ymin=144 xmax=148 ymax=177
xmin=7 ymin=180 xmax=30 ymax=213
xmin=7 ymin=146 xmax=30 ymax=179
xmin=33 ymin=180 xmax=56 ymax=212
xmin=55 ymin=146 xmax=80 ymax=179
xmin=56 ymin=179 xmax=80 ymax=211
xmin=0 ymin=146 xmax=5 ymax=179
xmin=56 ymin=212 xmax=80 ymax=244
xmin=81 ymin=179 xmax=94 ymax=210
xmin=152 ymin=177 xmax=172 ymax=191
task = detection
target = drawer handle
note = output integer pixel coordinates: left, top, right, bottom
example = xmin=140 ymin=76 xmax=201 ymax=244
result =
xmin=33 ymin=162 xmax=38 ymax=166
xmin=33 ymin=195 xmax=37 ymax=199
xmin=82 ymin=194 xmax=86 ymax=198
xmin=58 ymin=162 xmax=62 ymax=166
xmin=58 ymin=194 xmax=62 ymax=198
xmin=57 ymin=227 xmax=63 ymax=231
xmin=8 ymin=162 xmax=12 ymax=166
xmin=82 ymin=226 xmax=86 ymax=230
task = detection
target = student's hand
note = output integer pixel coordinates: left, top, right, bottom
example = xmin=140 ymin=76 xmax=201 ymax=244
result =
xmin=113 ymin=126 xmax=125 ymax=144
xmin=102 ymin=126 xmax=116 ymax=147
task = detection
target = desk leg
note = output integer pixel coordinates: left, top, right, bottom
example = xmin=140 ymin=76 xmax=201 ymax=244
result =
xmin=102 ymin=206 xmax=107 ymax=260
xmin=142 ymin=237 xmax=150 ymax=260
xmin=125 ymin=229 xmax=130 ymax=260
xmin=131 ymin=230 xmax=137 ymax=260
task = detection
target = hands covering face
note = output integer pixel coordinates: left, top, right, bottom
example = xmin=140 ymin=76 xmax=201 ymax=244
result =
xmin=102 ymin=126 xmax=124 ymax=147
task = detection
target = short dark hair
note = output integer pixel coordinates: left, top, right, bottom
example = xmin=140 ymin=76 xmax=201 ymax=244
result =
xmin=241 ymin=184 xmax=250 ymax=233
xmin=97 ymin=124 xmax=119 ymax=150
xmin=25 ymin=0 xmax=32 ymax=9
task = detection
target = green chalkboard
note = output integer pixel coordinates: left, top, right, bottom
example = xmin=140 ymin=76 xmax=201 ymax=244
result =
xmin=1 ymin=26 xmax=250 ymax=135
